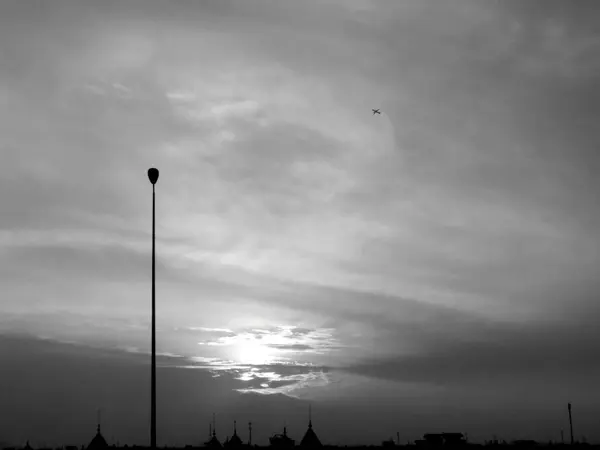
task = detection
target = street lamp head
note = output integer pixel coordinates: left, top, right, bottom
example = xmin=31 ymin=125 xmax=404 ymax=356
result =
xmin=148 ymin=168 xmax=159 ymax=185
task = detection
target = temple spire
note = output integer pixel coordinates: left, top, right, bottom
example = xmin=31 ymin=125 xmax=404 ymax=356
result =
xmin=87 ymin=409 xmax=109 ymax=450
xmin=300 ymin=404 xmax=322 ymax=448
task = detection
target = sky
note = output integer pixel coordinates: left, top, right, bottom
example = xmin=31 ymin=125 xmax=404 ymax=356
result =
xmin=1 ymin=0 xmax=600 ymax=446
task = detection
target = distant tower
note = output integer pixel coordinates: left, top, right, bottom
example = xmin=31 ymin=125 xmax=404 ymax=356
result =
xmin=397 ymin=432 xmax=400 ymax=445
xmin=561 ymin=430 xmax=564 ymax=444
xmin=568 ymin=403 xmax=574 ymax=445
xmin=269 ymin=424 xmax=295 ymax=448
xmin=205 ymin=414 xmax=223 ymax=449
xmin=224 ymin=421 xmax=243 ymax=448
xmin=300 ymin=404 xmax=322 ymax=448
xmin=87 ymin=409 xmax=108 ymax=450
xmin=249 ymin=422 xmax=252 ymax=446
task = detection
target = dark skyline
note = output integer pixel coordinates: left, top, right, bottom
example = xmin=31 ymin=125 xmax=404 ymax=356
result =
xmin=1 ymin=0 xmax=600 ymax=447
xmin=0 ymin=333 xmax=593 ymax=447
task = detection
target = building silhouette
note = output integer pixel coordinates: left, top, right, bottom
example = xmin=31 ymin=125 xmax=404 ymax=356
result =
xmin=415 ymin=433 xmax=467 ymax=447
xmin=381 ymin=438 xmax=397 ymax=448
xmin=224 ymin=422 xmax=243 ymax=449
xmin=299 ymin=415 xmax=322 ymax=448
xmin=205 ymin=415 xmax=222 ymax=449
xmin=269 ymin=427 xmax=295 ymax=448
xmin=205 ymin=428 xmax=222 ymax=449
xmin=87 ymin=424 xmax=108 ymax=450
xmin=4 ymin=405 xmax=598 ymax=449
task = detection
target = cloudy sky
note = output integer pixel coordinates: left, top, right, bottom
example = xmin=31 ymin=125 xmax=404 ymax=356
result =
xmin=1 ymin=0 xmax=600 ymax=446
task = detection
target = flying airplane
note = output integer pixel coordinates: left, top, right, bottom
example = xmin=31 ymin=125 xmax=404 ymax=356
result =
xmin=372 ymin=109 xmax=381 ymax=115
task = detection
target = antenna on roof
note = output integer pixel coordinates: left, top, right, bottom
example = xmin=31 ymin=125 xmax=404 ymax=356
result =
xmin=309 ymin=404 xmax=312 ymax=428
xmin=568 ymin=403 xmax=574 ymax=445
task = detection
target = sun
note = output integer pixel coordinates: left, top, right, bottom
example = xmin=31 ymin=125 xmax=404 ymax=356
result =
xmin=234 ymin=339 xmax=276 ymax=365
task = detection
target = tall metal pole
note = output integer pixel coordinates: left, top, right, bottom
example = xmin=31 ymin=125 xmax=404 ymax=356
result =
xmin=148 ymin=168 xmax=159 ymax=450
xmin=151 ymin=183 xmax=156 ymax=450
xmin=568 ymin=403 xmax=574 ymax=446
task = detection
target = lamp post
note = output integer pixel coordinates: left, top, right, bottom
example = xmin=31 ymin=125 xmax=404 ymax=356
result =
xmin=148 ymin=167 xmax=159 ymax=449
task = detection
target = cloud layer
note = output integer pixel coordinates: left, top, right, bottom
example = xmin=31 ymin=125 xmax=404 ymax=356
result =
xmin=1 ymin=0 xmax=600 ymax=444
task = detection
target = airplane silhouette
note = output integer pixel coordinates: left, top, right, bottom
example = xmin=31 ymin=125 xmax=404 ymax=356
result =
xmin=372 ymin=109 xmax=381 ymax=115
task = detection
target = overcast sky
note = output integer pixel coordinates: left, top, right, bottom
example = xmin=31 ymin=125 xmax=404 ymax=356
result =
xmin=1 ymin=0 xmax=600 ymax=446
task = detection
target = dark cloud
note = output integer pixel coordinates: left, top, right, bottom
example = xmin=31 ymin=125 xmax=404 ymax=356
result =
xmin=267 ymin=344 xmax=313 ymax=351
xmin=289 ymin=328 xmax=313 ymax=336
xmin=3 ymin=334 xmax=599 ymax=446
xmin=178 ymin=328 xmax=237 ymax=338
xmin=1 ymin=244 xmax=153 ymax=283
xmin=342 ymin=317 xmax=600 ymax=385
xmin=0 ymin=334 xmax=237 ymax=447
xmin=0 ymin=336 xmax=342 ymax=446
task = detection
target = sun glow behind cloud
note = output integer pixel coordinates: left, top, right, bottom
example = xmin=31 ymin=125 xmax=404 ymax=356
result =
xmin=234 ymin=339 xmax=277 ymax=365
xmin=182 ymin=326 xmax=340 ymax=395
xmin=180 ymin=356 xmax=332 ymax=398
xmin=196 ymin=326 xmax=339 ymax=364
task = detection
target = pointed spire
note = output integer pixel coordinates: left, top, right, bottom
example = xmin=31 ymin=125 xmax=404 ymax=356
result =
xmin=233 ymin=420 xmax=237 ymax=436
xmin=213 ymin=413 xmax=217 ymax=437
xmin=300 ymin=405 xmax=322 ymax=448
xmin=88 ymin=409 xmax=109 ymax=450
